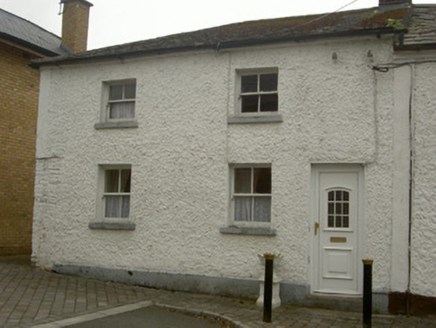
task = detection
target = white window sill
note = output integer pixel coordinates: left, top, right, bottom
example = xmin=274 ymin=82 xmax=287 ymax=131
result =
xmin=227 ymin=114 xmax=283 ymax=124
xmin=89 ymin=221 xmax=136 ymax=230
xmin=94 ymin=121 xmax=138 ymax=129
xmin=219 ymin=226 xmax=277 ymax=236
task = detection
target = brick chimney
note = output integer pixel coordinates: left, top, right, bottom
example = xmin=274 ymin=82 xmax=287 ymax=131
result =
xmin=379 ymin=0 xmax=412 ymax=6
xmin=61 ymin=0 xmax=93 ymax=53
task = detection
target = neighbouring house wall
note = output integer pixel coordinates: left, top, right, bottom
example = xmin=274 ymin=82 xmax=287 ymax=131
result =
xmin=33 ymin=35 xmax=411 ymax=301
xmin=410 ymin=59 xmax=436 ymax=298
xmin=0 ymin=42 xmax=40 ymax=255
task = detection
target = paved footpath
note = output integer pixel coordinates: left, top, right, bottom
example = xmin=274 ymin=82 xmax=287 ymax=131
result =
xmin=1 ymin=256 xmax=436 ymax=328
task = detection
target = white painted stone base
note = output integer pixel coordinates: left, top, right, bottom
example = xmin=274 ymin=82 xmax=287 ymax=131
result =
xmin=256 ymin=278 xmax=282 ymax=309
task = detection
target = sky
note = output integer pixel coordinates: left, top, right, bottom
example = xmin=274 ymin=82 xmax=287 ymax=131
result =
xmin=1 ymin=0 xmax=436 ymax=50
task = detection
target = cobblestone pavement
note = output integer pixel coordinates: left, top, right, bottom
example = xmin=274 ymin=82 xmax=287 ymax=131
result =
xmin=1 ymin=256 xmax=436 ymax=328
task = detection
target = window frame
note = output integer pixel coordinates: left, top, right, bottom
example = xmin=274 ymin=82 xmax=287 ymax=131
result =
xmin=229 ymin=164 xmax=272 ymax=228
xmin=97 ymin=164 xmax=132 ymax=222
xmin=236 ymin=68 xmax=279 ymax=116
xmin=96 ymin=79 xmax=138 ymax=129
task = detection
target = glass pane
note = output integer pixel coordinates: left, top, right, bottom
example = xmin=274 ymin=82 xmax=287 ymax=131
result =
xmin=241 ymin=75 xmax=257 ymax=93
xmin=109 ymin=102 xmax=135 ymax=119
xmin=121 ymin=196 xmax=130 ymax=218
xmin=105 ymin=170 xmax=119 ymax=192
xmin=253 ymin=168 xmax=271 ymax=194
xmin=120 ymin=169 xmax=131 ymax=192
xmin=328 ymin=215 xmax=334 ymax=228
xmin=124 ymin=83 xmax=136 ymax=99
xmin=105 ymin=196 xmax=120 ymax=217
xmin=336 ymin=190 xmax=343 ymax=201
xmin=235 ymin=168 xmax=251 ymax=193
xmin=328 ymin=191 xmax=334 ymax=201
xmin=343 ymin=202 xmax=349 ymax=215
xmin=260 ymin=73 xmax=277 ymax=92
xmin=336 ymin=216 xmax=342 ymax=228
xmin=344 ymin=191 xmax=349 ymax=201
xmin=109 ymin=85 xmax=123 ymax=100
xmin=336 ymin=202 xmax=342 ymax=215
xmin=343 ymin=216 xmax=349 ymax=228
xmin=328 ymin=202 xmax=334 ymax=215
xmin=241 ymin=95 xmax=258 ymax=113
xmin=234 ymin=196 xmax=251 ymax=221
xmin=253 ymin=197 xmax=271 ymax=222
xmin=260 ymin=94 xmax=278 ymax=112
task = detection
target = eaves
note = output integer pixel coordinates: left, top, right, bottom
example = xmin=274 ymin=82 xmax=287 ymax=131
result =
xmin=0 ymin=32 xmax=64 ymax=57
xmin=31 ymin=28 xmax=403 ymax=69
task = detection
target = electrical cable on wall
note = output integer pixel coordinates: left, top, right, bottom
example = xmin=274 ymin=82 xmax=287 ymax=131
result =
xmin=371 ymin=59 xmax=436 ymax=72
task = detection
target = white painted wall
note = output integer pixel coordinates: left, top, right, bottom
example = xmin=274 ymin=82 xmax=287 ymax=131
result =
xmin=410 ymin=59 xmax=436 ymax=298
xmin=32 ymin=35 xmax=433 ymax=297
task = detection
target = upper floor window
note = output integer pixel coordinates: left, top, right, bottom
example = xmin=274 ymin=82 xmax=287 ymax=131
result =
xmin=232 ymin=166 xmax=272 ymax=223
xmin=239 ymin=71 xmax=278 ymax=114
xmin=107 ymin=81 xmax=136 ymax=121
xmin=95 ymin=79 xmax=138 ymax=129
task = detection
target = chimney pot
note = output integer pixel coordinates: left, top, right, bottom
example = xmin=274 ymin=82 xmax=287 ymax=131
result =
xmin=61 ymin=0 xmax=93 ymax=53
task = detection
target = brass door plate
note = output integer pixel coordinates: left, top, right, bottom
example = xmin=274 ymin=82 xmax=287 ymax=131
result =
xmin=330 ymin=237 xmax=346 ymax=243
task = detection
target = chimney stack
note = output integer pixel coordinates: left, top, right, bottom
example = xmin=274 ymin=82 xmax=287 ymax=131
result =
xmin=379 ymin=0 xmax=412 ymax=6
xmin=61 ymin=0 xmax=93 ymax=53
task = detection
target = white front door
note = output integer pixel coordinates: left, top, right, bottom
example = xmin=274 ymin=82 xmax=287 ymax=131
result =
xmin=312 ymin=165 xmax=363 ymax=295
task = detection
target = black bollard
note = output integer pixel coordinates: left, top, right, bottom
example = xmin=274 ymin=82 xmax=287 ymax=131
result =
xmin=362 ymin=259 xmax=373 ymax=328
xmin=263 ymin=253 xmax=275 ymax=323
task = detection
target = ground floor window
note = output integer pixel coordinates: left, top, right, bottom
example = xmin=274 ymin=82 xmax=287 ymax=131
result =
xmin=101 ymin=166 xmax=131 ymax=219
xmin=231 ymin=165 xmax=271 ymax=223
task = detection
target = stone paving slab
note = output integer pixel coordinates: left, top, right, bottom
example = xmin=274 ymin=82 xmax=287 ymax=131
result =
xmin=1 ymin=256 xmax=436 ymax=328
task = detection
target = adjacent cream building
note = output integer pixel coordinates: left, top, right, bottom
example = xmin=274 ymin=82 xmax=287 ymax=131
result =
xmin=32 ymin=0 xmax=436 ymax=315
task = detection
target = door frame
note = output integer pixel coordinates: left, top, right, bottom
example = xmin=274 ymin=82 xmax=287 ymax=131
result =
xmin=310 ymin=164 xmax=365 ymax=296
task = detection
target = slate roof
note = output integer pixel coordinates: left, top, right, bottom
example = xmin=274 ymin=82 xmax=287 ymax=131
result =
xmin=0 ymin=8 xmax=68 ymax=56
xmin=32 ymin=3 xmax=436 ymax=67
xmin=400 ymin=5 xmax=436 ymax=49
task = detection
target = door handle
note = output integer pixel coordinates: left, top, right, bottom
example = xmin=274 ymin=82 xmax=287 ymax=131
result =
xmin=314 ymin=222 xmax=320 ymax=236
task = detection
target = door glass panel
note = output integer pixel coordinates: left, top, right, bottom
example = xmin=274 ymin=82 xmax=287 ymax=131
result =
xmin=327 ymin=190 xmax=350 ymax=228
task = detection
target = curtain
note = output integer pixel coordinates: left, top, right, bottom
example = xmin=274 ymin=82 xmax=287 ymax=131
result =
xmin=254 ymin=197 xmax=271 ymax=222
xmin=110 ymin=102 xmax=135 ymax=119
xmin=105 ymin=195 xmax=130 ymax=218
xmin=235 ymin=196 xmax=271 ymax=222
xmin=234 ymin=197 xmax=251 ymax=221
xmin=121 ymin=196 xmax=130 ymax=218
xmin=105 ymin=195 xmax=119 ymax=218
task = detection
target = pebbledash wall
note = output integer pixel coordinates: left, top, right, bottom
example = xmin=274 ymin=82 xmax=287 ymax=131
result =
xmin=32 ymin=34 xmax=435 ymax=313
xmin=409 ymin=59 xmax=436 ymax=310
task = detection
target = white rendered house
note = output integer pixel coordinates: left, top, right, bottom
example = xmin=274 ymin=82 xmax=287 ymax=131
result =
xmin=32 ymin=0 xmax=436 ymax=315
